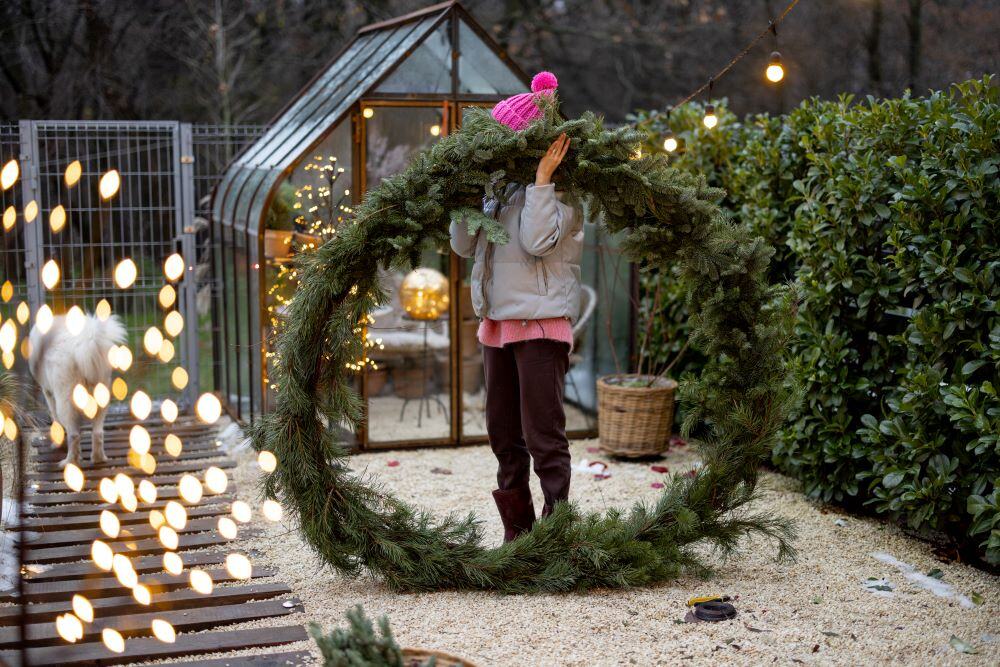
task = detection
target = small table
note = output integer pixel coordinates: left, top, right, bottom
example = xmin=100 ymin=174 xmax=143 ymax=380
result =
xmin=398 ymin=316 xmax=449 ymax=427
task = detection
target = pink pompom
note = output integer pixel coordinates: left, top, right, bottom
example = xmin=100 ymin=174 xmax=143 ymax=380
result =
xmin=531 ymin=71 xmax=558 ymax=93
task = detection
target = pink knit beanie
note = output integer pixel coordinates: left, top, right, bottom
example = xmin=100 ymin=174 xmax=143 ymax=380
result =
xmin=491 ymin=71 xmax=558 ymax=131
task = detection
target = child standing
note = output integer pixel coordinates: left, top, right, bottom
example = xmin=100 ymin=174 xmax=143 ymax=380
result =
xmin=449 ymin=72 xmax=584 ymax=542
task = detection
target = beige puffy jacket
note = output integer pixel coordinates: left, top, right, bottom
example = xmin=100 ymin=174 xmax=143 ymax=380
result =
xmin=449 ymin=183 xmax=584 ymax=323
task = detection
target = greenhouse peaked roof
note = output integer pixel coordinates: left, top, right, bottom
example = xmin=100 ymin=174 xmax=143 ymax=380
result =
xmin=213 ymin=1 xmax=528 ymax=235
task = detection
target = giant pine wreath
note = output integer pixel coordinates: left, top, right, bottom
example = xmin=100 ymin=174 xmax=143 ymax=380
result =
xmin=249 ymin=99 xmax=797 ymax=593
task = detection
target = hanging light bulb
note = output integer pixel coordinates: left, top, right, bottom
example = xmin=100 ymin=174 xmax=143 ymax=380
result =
xmin=99 ymin=169 xmax=121 ymax=200
xmin=195 ymin=393 xmax=222 ymax=424
xmin=49 ymin=204 xmax=67 ymax=233
xmin=163 ymin=253 xmax=184 ymax=282
xmin=702 ymin=104 xmax=718 ymax=129
xmin=663 ymin=130 xmax=678 ymax=153
xmin=65 ymin=305 xmax=85 ymax=336
xmin=0 ymin=159 xmax=18 ymax=190
xmin=41 ymin=259 xmax=60 ymax=289
xmin=766 ymin=51 xmax=785 ymax=83
xmin=64 ymin=160 xmax=82 ymax=188
xmin=114 ymin=258 xmax=137 ymax=288
xmin=102 ymin=628 xmax=125 ymax=653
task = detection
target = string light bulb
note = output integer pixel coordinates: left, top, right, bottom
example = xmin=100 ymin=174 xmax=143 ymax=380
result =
xmin=362 ymin=107 xmax=374 ymax=119
xmin=99 ymin=168 xmax=121 ymax=200
xmin=41 ymin=259 xmax=60 ymax=289
xmin=102 ymin=628 xmax=125 ymax=653
xmin=163 ymin=252 xmax=185 ymax=282
xmin=63 ymin=463 xmax=84 ymax=492
xmin=225 ymin=553 xmax=252 ymax=580
xmin=0 ymin=159 xmax=18 ymax=190
xmin=163 ymin=551 xmax=183 ymax=575
xmin=663 ymin=130 xmax=678 ymax=153
xmin=65 ymin=306 xmax=85 ymax=336
xmin=189 ymin=568 xmax=213 ymax=594
xmin=114 ymin=258 xmax=137 ymax=288
xmin=195 ymin=392 xmax=222 ymax=424
xmin=702 ymin=104 xmax=718 ymax=129
xmin=91 ymin=539 xmax=114 ymax=570
xmin=64 ymin=160 xmax=82 ymax=187
xmin=204 ymin=466 xmax=228 ymax=494
xmin=151 ymin=618 xmax=176 ymax=643
xmin=766 ymin=51 xmax=785 ymax=83
xmin=72 ymin=594 xmax=94 ymax=623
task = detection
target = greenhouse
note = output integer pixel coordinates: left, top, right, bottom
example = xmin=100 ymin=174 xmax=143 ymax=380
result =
xmin=212 ymin=0 xmax=632 ymax=447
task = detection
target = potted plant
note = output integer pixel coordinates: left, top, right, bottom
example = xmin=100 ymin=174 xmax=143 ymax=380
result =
xmin=597 ymin=273 xmax=687 ymax=458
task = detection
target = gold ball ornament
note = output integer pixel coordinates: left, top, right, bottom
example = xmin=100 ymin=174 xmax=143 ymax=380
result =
xmin=398 ymin=268 xmax=449 ymax=321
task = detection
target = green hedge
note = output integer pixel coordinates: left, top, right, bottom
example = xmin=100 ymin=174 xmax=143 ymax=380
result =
xmin=629 ymin=77 xmax=999 ymax=563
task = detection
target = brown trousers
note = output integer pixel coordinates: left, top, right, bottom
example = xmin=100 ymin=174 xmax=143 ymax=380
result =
xmin=483 ymin=339 xmax=571 ymax=509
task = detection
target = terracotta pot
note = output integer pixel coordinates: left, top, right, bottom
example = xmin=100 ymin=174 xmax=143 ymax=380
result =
xmin=597 ymin=374 xmax=678 ymax=458
xmin=264 ymin=229 xmax=294 ymax=258
xmin=392 ymin=366 xmax=427 ymax=399
xmin=366 ymin=367 xmax=388 ymax=396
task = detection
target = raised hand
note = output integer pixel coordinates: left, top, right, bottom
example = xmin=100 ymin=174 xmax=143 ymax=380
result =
xmin=535 ymin=133 xmax=569 ymax=186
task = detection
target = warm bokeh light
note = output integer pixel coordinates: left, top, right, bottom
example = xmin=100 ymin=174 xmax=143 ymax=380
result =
xmin=24 ymin=200 xmax=38 ymax=223
xmin=766 ymin=51 xmax=785 ymax=83
xmin=95 ymin=298 xmax=112 ymax=321
xmin=0 ymin=159 xmax=18 ymax=190
xmin=120 ymin=491 xmax=138 ymax=513
xmin=49 ymin=204 xmax=67 ymax=233
xmin=114 ymin=258 xmax=138 ymax=288
xmin=225 ymin=553 xmax=252 ymax=580
xmin=130 ymin=391 xmax=152 ymax=420
xmin=0 ymin=319 xmax=16 ymax=354
xmin=64 ymin=160 xmax=82 ymax=187
xmin=158 ymin=525 xmax=179 ymax=550
xmin=189 ymin=568 xmax=213 ymax=595
xmin=138 ymin=479 xmax=157 ymax=503
xmin=362 ymin=107 xmax=374 ymax=119
xmin=0 ymin=280 xmax=11 ymax=302
xmin=115 ymin=345 xmax=133 ymax=371
xmin=16 ymin=301 xmax=29 ymax=325
xmin=91 ymin=539 xmax=114 ymax=570
xmin=72 ymin=594 xmax=94 ymax=623
xmin=262 ymin=499 xmax=283 ymax=522
xmin=204 ymin=466 xmax=228 ymax=494
xmin=159 ymin=284 xmax=176 ymax=308
xmin=36 ymin=303 xmax=54 ymax=333
xmin=151 ymin=618 xmax=176 ymax=643
xmin=164 ymin=310 xmax=184 ymax=337
xmin=72 ymin=384 xmax=90 ymax=411
xmin=133 ymin=582 xmax=152 ymax=605
xmin=171 ymin=366 xmax=189 ymax=390
xmin=218 ymin=517 xmax=237 ymax=539
xmin=195 ymin=393 xmax=222 ymax=424
xmin=112 ymin=377 xmax=129 ymax=400
xmin=143 ymin=326 xmax=163 ymax=355
xmin=63 ymin=463 xmax=84 ymax=492
xmin=231 ymin=500 xmax=252 ymax=523
xmin=50 ymin=420 xmax=65 ymax=446
xmin=113 ymin=553 xmax=137 ymax=588
xmin=2 ymin=206 xmax=14 ymax=231
xmin=257 ymin=450 xmax=277 ymax=473
xmin=430 ymin=124 xmax=441 ymax=137
xmin=93 ymin=382 xmax=110 ymax=408
xmin=161 ymin=399 xmax=178 ymax=423
xmin=83 ymin=397 xmax=98 ymax=419
xmin=98 ymin=477 xmax=118 ymax=504
xmin=41 ymin=259 xmax=60 ymax=289
xmin=55 ymin=613 xmax=83 ymax=643
xmin=164 ymin=500 xmax=187 ymax=530
xmin=66 ymin=305 xmax=85 ymax=336
xmin=102 ymin=628 xmax=125 ymax=653
xmin=163 ymin=252 xmax=185 ymax=282
xmin=157 ymin=338 xmax=175 ymax=363
xmin=163 ymin=551 xmax=183 ymax=575
xmin=99 ymin=168 xmax=121 ymax=200
xmin=178 ymin=474 xmax=203 ymax=504
xmin=99 ymin=509 xmax=120 ymax=538
xmin=129 ymin=425 xmax=151 ymax=454
xmin=164 ymin=433 xmax=183 ymax=457
xmin=703 ymin=104 xmax=718 ymax=129
xmin=114 ymin=472 xmax=134 ymax=499
xmin=149 ymin=509 xmax=166 ymax=530
xmin=663 ymin=133 xmax=678 ymax=153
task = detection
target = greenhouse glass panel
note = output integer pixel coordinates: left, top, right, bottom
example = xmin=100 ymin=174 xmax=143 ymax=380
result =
xmin=458 ymin=20 xmax=525 ymax=95
xmin=374 ymin=23 xmax=451 ymax=94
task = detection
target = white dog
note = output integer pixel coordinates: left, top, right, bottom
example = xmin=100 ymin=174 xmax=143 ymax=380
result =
xmin=28 ymin=312 xmax=126 ymax=468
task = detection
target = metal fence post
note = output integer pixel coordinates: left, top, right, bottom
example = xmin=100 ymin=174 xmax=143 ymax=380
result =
xmin=177 ymin=123 xmax=200 ymax=408
xmin=17 ymin=120 xmax=43 ymax=316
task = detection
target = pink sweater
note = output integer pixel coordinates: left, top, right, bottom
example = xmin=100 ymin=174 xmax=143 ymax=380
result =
xmin=478 ymin=317 xmax=574 ymax=351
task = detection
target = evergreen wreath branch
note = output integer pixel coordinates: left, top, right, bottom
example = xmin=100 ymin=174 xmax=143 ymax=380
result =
xmin=249 ymin=98 xmax=799 ymax=593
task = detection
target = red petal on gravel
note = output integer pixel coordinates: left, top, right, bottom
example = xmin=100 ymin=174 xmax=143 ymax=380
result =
xmin=386 ymin=460 xmax=400 ymax=467
xmin=586 ymin=447 xmax=601 ymax=454
xmin=651 ymin=482 xmax=665 ymax=489
xmin=650 ymin=465 xmax=669 ymax=474
xmin=670 ymin=436 xmax=687 ymax=447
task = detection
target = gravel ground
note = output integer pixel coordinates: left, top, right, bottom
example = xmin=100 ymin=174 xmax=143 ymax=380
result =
xmin=224 ymin=436 xmax=1000 ymax=667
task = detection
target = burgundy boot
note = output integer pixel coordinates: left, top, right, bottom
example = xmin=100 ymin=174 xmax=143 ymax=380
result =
xmin=492 ymin=487 xmax=536 ymax=542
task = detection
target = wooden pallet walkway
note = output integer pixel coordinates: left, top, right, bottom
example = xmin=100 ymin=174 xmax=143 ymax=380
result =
xmin=2 ymin=415 xmax=311 ymax=666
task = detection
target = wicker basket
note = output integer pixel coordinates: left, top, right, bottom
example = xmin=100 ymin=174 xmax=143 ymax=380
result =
xmin=402 ymin=648 xmax=478 ymax=667
xmin=597 ymin=374 xmax=678 ymax=458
